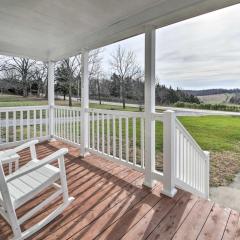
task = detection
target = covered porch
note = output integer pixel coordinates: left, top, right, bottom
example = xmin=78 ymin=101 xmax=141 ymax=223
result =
xmin=1 ymin=0 xmax=240 ymax=239
xmin=1 ymin=140 xmax=239 ymax=240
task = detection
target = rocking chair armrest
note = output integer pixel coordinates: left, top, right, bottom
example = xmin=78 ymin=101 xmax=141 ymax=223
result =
xmin=0 ymin=140 xmax=39 ymax=160
xmin=13 ymin=140 xmax=39 ymax=153
xmin=6 ymin=148 xmax=68 ymax=183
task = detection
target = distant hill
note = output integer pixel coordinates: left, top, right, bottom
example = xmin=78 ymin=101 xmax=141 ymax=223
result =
xmin=183 ymin=88 xmax=240 ymax=96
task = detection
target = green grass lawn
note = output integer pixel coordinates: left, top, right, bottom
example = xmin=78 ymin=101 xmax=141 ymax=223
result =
xmin=179 ymin=115 xmax=240 ymax=152
xmin=1 ymin=94 xmax=240 ymax=186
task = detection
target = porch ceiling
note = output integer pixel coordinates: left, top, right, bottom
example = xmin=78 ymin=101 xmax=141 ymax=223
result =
xmin=0 ymin=0 xmax=240 ymax=61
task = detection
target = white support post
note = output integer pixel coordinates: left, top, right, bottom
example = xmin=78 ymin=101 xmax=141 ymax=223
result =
xmin=162 ymin=110 xmax=177 ymax=197
xmin=80 ymin=51 xmax=89 ymax=157
xmin=143 ymin=26 xmax=156 ymax=188
xmin=48 ymin=61 xmax=55 ymax=138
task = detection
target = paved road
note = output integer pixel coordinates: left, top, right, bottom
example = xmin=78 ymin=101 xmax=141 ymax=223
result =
xmin=2 ymin=98 xmax=240 ymax=127
xmin=57 ymin=95 xmax=240 ymax=116
xmin=89 ymin=99 xmax=240 ymax=117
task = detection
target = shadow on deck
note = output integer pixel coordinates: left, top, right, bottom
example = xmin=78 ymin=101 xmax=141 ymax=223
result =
xmin=0 ymin=140 xmax=239 ymax=240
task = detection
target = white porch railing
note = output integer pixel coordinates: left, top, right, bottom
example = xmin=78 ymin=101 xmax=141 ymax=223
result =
xmin=0 ymin=105 xmax=210 ymax=198
xmin=175 ymin=119 xmax=209 ymax=198
xmin=0 ymin=106 xmax=49 ymax=149
xmin=53 ymin=106 xmax=81 ymax=146
xmin=88 ymin=108 xmax=145 ymax=172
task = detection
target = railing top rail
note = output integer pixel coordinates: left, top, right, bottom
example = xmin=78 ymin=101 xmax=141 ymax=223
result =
xmin=88 ymin=108 xmax=145 ymax=118
xmin=54 ymin=105 xmax=81 ymax=111
xmin=175 ymin=118 xmax=207 ymax=160
xmin=0 ymin=105 xmax=49 ymax=112
xmin=152 ymin=112 xmax=164 ymax=121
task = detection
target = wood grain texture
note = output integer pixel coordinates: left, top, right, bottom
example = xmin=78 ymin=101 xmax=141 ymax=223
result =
xmin=0 ymin=140 xmax=239 ymax=240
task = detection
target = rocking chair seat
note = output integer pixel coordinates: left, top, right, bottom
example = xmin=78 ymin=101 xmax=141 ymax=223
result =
xmin=0 ymin=159 xmax=60 ymax=209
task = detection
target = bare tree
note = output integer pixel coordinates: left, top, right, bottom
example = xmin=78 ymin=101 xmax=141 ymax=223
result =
xmin=55 ymin=49 xmax=103 ymax=106
xmin=1 ymin=57 xmax=37 ymax=97
xmin=89 ymin=48 xmax=104 ymax=104
xmin=32 ymin=64 xmax=47 ymax=97
xmin=56 ymin=56 xmax=81 ymax=106
xmin=110 ymin=45 xmax=142 ymax=108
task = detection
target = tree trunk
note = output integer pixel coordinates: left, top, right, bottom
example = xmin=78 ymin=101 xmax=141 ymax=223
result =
xmin=22 ymin=73 xmax=28 ymax=97
xmin=121 ymin=78 xmax=126 ymax=109
xmin=69 ymin=77 xmax=72 ymax=107
xmin=44 ymin=79 xmax=48 ymax=98
xmin=97 ymin=79 xmax=102 ymax=105
xmin=64 ymin=94 xmax=66 ymax=100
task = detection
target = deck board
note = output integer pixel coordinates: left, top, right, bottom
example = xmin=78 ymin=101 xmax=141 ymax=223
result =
xmin=0 ymin=140 xmax=239 ymax=240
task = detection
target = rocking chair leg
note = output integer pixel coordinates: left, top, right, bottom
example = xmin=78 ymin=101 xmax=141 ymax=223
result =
xmin=58 ymin=156 xmax=70 ymax=203
xmin=8 ymin=210 xmax=22 ymax=240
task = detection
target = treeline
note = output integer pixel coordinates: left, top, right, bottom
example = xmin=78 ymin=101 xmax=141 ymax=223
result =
xmin=174 ymin=102 xmax=240 ymax=112
xmin=0 ymin=47 xmax=199 ymax=108
xmin=156 ymin=85 xmax=200 ymax=105
xmin=89 ymin=76 xmax=200 ymax=106
xmin=185 ymin=88 xmax=240 ymax=96
xmin=229 ymin=94 xmax=240 ymax=104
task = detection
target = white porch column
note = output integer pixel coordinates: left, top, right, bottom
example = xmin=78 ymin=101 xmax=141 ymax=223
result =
xmin=162 ymin=110 xmax=177 ymax=197
xmin=48 ymin=61 xmax=55 ymax=138
xmin=80 ymin=51 xmax=89 ymax=156
xmin=143 ymin=26 xmax=156 ymax=188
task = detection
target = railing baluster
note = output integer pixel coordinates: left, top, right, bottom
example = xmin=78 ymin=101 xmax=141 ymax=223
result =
xmin=126 ymin=117 xmax=129 ymax=162
xmin=61 ymin=109 xmax=63 ymax=139
xmin=63 ymin=109 xmax=66 ymax=139
xmin=13 ymin=111 xmax=16 ymax=142
xmin=186 ymin=140 xmax=189 ymax=184
xmin=6 ymin=111 xmax=9 ymax=143
xmin=97 ymin=112 xmax=99 ymax=151
xmin=40 ymin=109 xmax=43 ymax=138
xmin=176 ymin=129 xmax=180 ymax=178
xmin=27 ymin=110 xmax=30 ymax=140
xmin=70 ymin=110 xmax=72 ymax=141
xmin=72 ymin=110 xmax=74 ymax=142
xmin=119 ymin=116 xmax=122 ymax=160
xmin=68 ymin=109 xmax=70 ymax=140
xmin=33 ymin=110 xmax=36 ymax=138
xmin=58 ymin=108 xmax=61 ymax=138
xmin=20 ymin=111 xmax=23 ymax=141
xmin=140 ymin=118 xmax=144 ymax=168
xmin=133 ymin=117 xmax=136 ymax=166
xmin=92 ymin=111 xmax=94 ymax=148
xmin=79 ymin=109 xmax=81 ymax=143
xmin=113 ymin=115 xmax=116 ymax=158
xmin=73 ymin=110 xmax=76 ymax=142
xmin=189 ymin=145 xmax=192 ymax=186
xmin=55 ymin=108 xmax=58 ymax=136
xmin=107 ymin=114 xmax=110 ymax=155
xmin=102 ymin=113 xmax=105 ymax=153
xmin=45 ymin=109 xmax=48 ymax=136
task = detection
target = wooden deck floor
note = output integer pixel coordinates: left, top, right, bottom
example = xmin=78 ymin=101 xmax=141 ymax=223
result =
xmin=0 ymin=141 xmax=240 ymax=240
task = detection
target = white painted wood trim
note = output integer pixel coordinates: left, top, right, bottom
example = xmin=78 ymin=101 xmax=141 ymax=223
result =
xmin=162 ymin=110 xmax=177 ymax=197
xmin=143 ymin=26 xmax=156 ymax=189
xmin=48 ymin=61 xmax=55 ymax=137
xmin=80 ymin=51 xmax=89 ymax=157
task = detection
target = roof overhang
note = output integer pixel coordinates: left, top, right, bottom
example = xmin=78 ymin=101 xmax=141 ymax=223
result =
xmin=0 ymin=0 xmax=239 ymax=61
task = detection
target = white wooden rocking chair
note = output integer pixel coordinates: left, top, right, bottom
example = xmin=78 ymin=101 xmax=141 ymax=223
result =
xmin=0 ymin=140 xmax=74 ymax=240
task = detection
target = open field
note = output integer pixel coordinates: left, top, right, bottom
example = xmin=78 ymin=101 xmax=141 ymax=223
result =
xmin=0 ymin=95 xmax=240 ymax=187
xmin=198 ymin=93 xmax=234 ymax=104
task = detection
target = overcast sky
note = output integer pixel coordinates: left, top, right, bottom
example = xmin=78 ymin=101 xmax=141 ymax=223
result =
xmin=102 ymin=4 xmax=240 ymax=90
